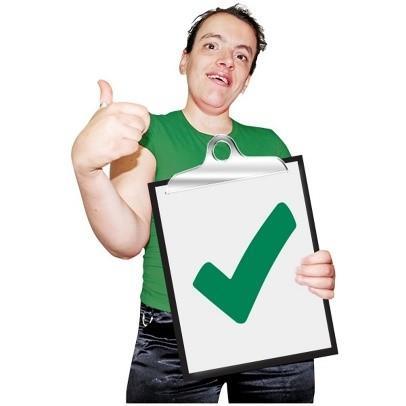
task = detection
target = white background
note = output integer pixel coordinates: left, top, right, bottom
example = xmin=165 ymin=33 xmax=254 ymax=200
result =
xmin=0 ymin=0 xmax=405 ymax=404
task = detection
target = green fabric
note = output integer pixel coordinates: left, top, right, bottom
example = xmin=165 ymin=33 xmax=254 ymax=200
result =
xmin=139 ymin=110 xmax=291 ymax=311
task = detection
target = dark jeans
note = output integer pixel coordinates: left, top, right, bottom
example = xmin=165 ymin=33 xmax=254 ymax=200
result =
xmin=126 ymin=303 xmax=315 ymax=403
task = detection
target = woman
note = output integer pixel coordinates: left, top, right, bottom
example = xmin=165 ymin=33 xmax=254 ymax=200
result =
xmin=71 ymin=4 xmax=335 ymax=402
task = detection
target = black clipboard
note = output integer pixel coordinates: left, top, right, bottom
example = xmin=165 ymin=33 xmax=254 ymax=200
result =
xmin=148 ymin=135 xmax=338 ymax=381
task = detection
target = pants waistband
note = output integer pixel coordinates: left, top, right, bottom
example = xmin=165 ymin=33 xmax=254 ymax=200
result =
xmin=140 ymin=302 xmax=173 ymax=325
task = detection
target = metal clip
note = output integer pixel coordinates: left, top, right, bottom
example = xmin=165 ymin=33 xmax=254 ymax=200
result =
xmin=142 ymin=311 xmax=154 ymax=327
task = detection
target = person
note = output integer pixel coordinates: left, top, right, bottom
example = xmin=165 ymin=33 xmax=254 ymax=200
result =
xmin=71 ymin=4 xmax=336 ymax=403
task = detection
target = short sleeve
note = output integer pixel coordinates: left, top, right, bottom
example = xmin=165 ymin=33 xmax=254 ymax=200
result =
xmin=139 ymin=113 xmax=158 ymax=157
xmin=268 ymin=128 xmax=291 ymax=158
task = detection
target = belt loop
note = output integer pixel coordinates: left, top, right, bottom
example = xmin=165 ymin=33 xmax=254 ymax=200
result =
xmin=142 ymin=309 xmax=154 ymax=327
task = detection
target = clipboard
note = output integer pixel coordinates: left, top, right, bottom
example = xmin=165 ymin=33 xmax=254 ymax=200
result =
xmin=148 ymin=135 xmax=338 ymax=381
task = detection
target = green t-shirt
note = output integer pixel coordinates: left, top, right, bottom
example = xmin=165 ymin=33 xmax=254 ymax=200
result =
xmin=139 ymin=110 xmax=291 ymax=311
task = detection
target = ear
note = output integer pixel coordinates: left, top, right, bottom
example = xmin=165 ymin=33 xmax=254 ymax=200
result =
xmin=241 ymin=75 xmax=251 ymax=94
xmin=179 ymin=50 xmax=189 ymax=75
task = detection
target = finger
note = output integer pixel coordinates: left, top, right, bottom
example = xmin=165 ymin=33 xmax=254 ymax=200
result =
xmin=296 ymin=263 xmax=335 ymax=277
xmin=116 ymin=113 xmax=147 ymax=134
xmin=301 ymin=250 xmax=332 ymax=265
xmin=119 ymin=123 xmax=143 ymax=142
xmin=295 ymin=275 xmax=335 ymax=290
xmin=308 ymin=287 xmax=334 ymax=300
xmin=116 ymin=137 xmax=140 ymax=158
xmin=98 ymin=79 xmax=113 ymax=107
xmin=108 ymin=102 xmax=150 ymax=123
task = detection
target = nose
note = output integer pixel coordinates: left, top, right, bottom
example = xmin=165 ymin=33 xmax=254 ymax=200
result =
xmin=216 ymin=49 xmax=234 ymax=70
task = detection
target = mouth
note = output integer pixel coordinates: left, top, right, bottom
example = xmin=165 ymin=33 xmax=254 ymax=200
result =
xmin=206 ymin=72 xmax=232 ymax=87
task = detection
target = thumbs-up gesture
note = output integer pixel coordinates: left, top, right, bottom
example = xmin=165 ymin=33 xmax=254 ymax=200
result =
xmin=71 ymin=80 xmax=150 ymax=175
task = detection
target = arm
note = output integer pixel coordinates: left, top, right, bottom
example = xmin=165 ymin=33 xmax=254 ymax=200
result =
xmin=71 ymin=79 xmax=154 ymax=259
xmin=73 ymin=146 xmax=156 ymax=259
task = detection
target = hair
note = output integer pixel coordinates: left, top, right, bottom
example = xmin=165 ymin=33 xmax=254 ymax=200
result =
xmin=185 ymin=3 xmax=267 ymax=75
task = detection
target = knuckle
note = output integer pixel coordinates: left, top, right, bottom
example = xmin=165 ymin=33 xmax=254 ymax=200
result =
xmin=320 ymin=264 xmax=333 ymax=277
xmin=138 ymin=104 xmax=149 ymax=116
xmin=327 ymin=264 xmax=335 ymax=276
xmin=318 ymin=249 xmax=331 ymax=261
xmin=139 ymin=106 xmax=150 ymax=126
xmin=128 ymin=127 xmax=141 ymax=140
xmin=133 ymin=116 xmax=145 ymax=131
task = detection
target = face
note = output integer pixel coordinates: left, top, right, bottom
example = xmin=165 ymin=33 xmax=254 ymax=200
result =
xmin=179 ymin=13 xmax=257 ymax=115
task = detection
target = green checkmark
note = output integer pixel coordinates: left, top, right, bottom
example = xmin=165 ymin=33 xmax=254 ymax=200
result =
xmin=193 ymin=202 xmax=296 ymax=323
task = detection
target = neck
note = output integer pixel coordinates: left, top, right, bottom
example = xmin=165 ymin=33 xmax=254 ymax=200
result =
xmin=182 ymin=99 xmax=233 ymax=136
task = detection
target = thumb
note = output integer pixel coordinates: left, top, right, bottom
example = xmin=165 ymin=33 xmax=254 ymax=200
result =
xmin=98 ymin=79 xmax=113 ymax=106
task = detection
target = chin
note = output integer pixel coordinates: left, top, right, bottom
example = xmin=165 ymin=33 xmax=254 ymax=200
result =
xmin=201 ymin=103 xmax=230 ymax=115
xmin=201 ymin=96 xmax=231 ymax=113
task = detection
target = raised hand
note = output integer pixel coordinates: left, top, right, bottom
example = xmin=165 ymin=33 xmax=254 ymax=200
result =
xmin=71 ymin=79 xmax=150 ymax=175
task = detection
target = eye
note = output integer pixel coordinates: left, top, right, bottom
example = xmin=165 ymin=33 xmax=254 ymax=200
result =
xmin=236 ymin=54 xmax=248 ymax=62
xmin=204 ymin=42 xmax=217 ymax=50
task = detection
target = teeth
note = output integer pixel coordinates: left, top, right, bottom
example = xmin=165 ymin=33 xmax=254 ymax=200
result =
xmin=208 ymin=74 xmax=229 ymax=85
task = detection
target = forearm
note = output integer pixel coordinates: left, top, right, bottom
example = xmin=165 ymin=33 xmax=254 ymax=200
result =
xmin=73 ymin=168 xmax=148 ymax=259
